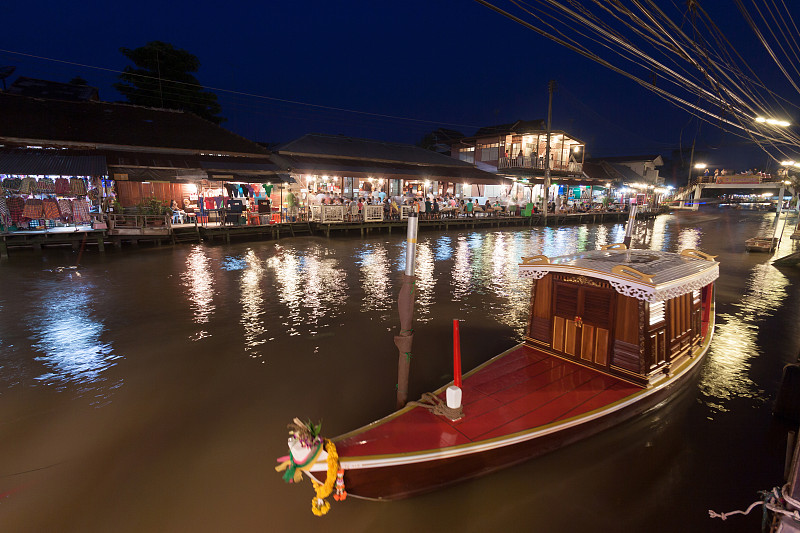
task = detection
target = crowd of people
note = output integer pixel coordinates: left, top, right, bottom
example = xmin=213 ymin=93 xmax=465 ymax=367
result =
xmin=305 ymin=191 xmax=540 ymax=221
xmin=175 ymin=188 xmax=631 ymax=226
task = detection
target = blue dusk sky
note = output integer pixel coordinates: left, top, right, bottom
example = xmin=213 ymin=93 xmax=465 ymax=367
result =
xmin=1 ymin=1 xmax=797 ymax=176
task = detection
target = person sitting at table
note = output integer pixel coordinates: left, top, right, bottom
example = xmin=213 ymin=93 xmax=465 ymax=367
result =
xmin=170 ymin=200 xmax=186 ymax=224
xmin=433 ymin=198 xmax=440 ymax=219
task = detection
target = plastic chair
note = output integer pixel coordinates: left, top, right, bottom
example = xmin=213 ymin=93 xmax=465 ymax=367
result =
xmin=522 ymin=203 xmax=534 ymax=217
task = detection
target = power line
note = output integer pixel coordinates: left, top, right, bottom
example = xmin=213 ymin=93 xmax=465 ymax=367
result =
xmin=0 ymin=47 xmax=482 ymax=130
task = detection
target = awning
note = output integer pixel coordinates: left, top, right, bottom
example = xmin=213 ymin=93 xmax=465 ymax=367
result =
xmin=199 ymin=160 xmax=292 ymax=183
xmin=108 ymin=167 xmax=207 ymax=182
xmin=0 ymin=150 xmax=107 ymax=176
xmin=204 ymin=171 xmax=294 ymax=184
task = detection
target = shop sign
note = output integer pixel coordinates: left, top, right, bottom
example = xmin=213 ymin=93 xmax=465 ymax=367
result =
xmin=113 ymin=173 xmax=129 ymax=181
xmin=716 ymin=175 xmax=761 ymax=184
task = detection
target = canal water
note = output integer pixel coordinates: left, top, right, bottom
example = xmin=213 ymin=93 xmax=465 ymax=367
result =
xmin=1 ymin=209 xmax=798 ymax=532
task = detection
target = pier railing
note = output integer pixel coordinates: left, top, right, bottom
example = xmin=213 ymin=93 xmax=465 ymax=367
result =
xmin=364 ymin=205 xmax=384 ymax=222
xmin=498 ymin=157 xmax=582 ymax=173
xmin=310 ymin=205 xmax=346 ymax=223
xmin=107 ymin=214 xmax=172 ymax=231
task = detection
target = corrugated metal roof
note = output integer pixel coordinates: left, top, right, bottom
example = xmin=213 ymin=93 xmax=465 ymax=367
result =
xmin=274 ymin=154 xmax=507 ymax=184
xmin=199 ymin=160 xmax=280 ymax=172
xmin=0 ymin=150 xmax=107 ymax=176
xmin=0 ymin=93 xmax=269 ymax=155
xmin=473 ymin=119 xmax=546 ymax=137
xmin=7 ymin=77 xmax=99 ymax=102
xmin=276 ymin=133 xmax=478 ymax=168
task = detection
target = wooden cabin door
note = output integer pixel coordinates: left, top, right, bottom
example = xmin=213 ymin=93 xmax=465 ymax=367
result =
xmin=551 ymin=282 xmax=614 ymax=366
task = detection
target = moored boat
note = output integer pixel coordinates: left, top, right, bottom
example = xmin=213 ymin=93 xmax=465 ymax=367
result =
xmin=277 ymin=244 xmax=719 ymax=509
xmin=745 ymin=237 xmax=779 ymax=252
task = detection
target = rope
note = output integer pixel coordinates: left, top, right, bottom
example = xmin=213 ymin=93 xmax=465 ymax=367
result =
xmin=708 ymin=485 xmax=800 ymax=527
xmin=407 ymin=392 xmax=463 ymax=420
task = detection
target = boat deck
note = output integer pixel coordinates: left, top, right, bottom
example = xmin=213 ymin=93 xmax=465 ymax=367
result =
xmin=336 ymin=344 xmax=640 ymax=456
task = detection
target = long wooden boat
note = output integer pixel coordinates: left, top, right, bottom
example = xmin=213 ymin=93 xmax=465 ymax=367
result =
xmin=277 ymin=245 xmax=719 ymax=509
xmin=745 ymin=237 xmax=779 ymax=253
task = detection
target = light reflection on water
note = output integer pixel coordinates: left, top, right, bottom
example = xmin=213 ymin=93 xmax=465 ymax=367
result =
xmin=30 ymin=277 xmax=119 ymax=395
xmin=451 ymin=236 xmax=471 ymax=302
xmin=268 ymin=244 xmax=348 ymax=340
xmin=355 ymin=243 xmax=392 ymax=315
xmin=414 ymin=242 xmax=436 ymax=322
xmin=700 ymin=256 xmax=788 ymax=413
xmin=677 ymin=227 xmax=701 ymax=251
xmin=240 ymin=249 xmax=266 ymax=357
xmin=182 ymin=246 xmax=216 ymax=337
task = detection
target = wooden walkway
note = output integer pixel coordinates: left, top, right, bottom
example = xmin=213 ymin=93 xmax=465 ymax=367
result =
xmin=0 ymin=210 xmax=660 ymax=257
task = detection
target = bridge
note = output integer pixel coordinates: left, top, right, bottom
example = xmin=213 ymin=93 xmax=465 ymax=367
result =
xmin=674 ymin=175 xmax=795 ymax=212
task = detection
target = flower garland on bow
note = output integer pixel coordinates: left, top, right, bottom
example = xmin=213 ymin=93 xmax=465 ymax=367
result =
xmin=275 ymin=419 xmax=345 ymax=516
xmin=310 ymin=439 xmax=340 ymax=516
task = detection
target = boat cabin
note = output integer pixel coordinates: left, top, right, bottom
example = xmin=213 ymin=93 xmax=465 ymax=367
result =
xmin=519 ymin=245 xmax=719 ymax=386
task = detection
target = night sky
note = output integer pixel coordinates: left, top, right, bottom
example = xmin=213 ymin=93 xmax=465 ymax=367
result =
xmin=2 ymin=1 xmax=797 ymax=180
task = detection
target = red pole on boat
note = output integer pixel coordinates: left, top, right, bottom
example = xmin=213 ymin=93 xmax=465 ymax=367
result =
xmin=447 ymin=320 xmax=463 ymax=413
xmin=453 ymin=319 xmax=462 ymax=388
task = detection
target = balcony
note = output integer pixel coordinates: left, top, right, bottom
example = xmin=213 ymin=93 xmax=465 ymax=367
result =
xmin=497 ymin=156 xmax=582 ymax=174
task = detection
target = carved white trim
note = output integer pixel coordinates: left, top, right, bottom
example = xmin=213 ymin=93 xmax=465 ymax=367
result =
xmin=610 ymin=267 xmax=718 ymax=302
xmin=520 ymin=263 xmax=718 ymax=302
xmin=519 ymin=269 xmax=548 ymax=280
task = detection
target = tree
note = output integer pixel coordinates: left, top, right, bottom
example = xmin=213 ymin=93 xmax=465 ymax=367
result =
xmin=114 ymin=41 xmax=225 ymax=124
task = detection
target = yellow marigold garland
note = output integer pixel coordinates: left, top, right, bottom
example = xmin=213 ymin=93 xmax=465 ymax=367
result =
xmin=310 ymin=439 xmax=340 ymax=516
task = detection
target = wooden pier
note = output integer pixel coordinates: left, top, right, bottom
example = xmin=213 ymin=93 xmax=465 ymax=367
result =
xmin=0 ymin=209 xmax=654 ymax=257
xmin=0 ymin=228 xmax=106 ymax=259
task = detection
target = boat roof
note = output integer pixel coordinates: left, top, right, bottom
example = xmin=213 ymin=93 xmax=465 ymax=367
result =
xmin=518 ymin=247 xmax=719 ymax=303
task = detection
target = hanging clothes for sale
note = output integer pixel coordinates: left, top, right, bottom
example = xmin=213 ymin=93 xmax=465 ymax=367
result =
xmin=55 ymin=177 xmax=71 ymax=195
xmin=70 ymin=177 xmax=87 ymax=196
xmin=22 ymin=198 xmax=43 ymax=219
xmin=0 ymin=197 xmax=10 ymax=227
xmin=38 ymin=178 xmax=55 ymax=194
xmin=42 ymin=198 xmax=61 ymax=219
xmin=3 ymin=177 xmax=21 ymax=192
xmin=19 ymin=177 xmax=37 ymax=195
xmin=71 ymin=198 xmax=90 ymax=223
xmin=7 ymin=196 xmax=24 ymax=223
xmin=57 ymin=199 xmax=72 ymax=221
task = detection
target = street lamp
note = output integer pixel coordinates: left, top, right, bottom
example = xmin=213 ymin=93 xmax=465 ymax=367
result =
xmin=756 ymin=116 xmax=791 ymax=127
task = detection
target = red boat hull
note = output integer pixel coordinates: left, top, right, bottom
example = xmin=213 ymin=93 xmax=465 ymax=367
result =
xmin=311 ymin=336 xmax=710 ymax=500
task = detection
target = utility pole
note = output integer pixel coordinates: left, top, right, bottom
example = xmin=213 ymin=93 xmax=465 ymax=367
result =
xmin=542 ymin=80 xmax=556 ymax=223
